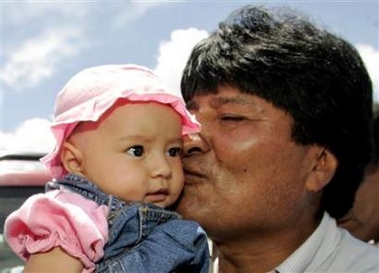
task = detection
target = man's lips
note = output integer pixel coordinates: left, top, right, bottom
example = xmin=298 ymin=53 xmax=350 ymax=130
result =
xmin=184 ymin=168 xmax=207 ymax=184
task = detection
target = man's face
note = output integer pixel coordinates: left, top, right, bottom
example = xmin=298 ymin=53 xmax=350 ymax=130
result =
xmin=177 ymin=85 xmax=321 ymax=241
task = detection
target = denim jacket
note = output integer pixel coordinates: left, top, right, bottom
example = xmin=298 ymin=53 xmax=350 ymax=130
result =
xmin=46 ymin=173 xmax=210 ymax=273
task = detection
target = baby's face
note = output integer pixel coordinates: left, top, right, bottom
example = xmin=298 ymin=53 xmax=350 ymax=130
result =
xmin=66 ymin=101 xmax=184 ymax=208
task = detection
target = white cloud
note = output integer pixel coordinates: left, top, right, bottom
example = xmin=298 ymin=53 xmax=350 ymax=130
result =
xmin=0 ymin=118 xmax=55 ymax=153
xmin=154 ymin=28 xmax=209 ymax=95
xmin=3 ymin=1 xmax=88 ymax=27
xmin=2 ymin=27 xmax=85 ymax=90
xmin=356 ymin=44 xmax=379 ymax=103
xmin=113 ymin=2 xmax=170 ymax=27
xmin=4 ymin=1 xmax=169 ymax=28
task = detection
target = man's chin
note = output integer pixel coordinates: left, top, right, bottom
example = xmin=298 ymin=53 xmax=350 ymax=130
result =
xmin=175 ymin=193 xmax=188 ymax=214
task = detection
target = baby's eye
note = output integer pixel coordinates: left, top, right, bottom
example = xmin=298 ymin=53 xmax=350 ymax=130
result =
xmin=127 ymin=145 xmax=144 ymax=157
xmin=168 ymin=147 xmax=182 ymax=157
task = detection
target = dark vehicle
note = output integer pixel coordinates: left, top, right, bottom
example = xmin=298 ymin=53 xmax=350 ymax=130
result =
xmin=0 ymin=152 xmax=52 ymax=272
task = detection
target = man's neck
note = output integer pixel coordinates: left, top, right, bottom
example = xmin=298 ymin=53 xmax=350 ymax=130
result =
xmin=214 ymin=218 xmax=320 ymax=273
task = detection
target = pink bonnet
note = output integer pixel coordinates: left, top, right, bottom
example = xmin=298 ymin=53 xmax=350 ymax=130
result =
xmin=41 ymin=64 xmax=200 ymax=179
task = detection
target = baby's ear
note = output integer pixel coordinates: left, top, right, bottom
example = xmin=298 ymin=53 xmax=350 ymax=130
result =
xmin=60 ymin=141 xmax=84 ymax=175
xmin=306 ymin=148 xmax=338 ymax=192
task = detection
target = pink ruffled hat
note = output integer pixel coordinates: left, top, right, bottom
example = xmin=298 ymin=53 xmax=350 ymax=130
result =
xmin=41 ymin=64 xmax=200 ymax=179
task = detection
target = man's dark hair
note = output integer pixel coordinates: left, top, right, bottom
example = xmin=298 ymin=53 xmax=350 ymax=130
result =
xmin=181 ymin=5 xmax=374 ymax=219
xmin=371 ymin=104 xmax=379 ymax=167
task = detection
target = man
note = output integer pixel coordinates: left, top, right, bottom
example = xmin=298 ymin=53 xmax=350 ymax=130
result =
xmin=177 ymin=5 xmax=379 ymax=272
xmin=339 ymin=104 xmax=379 ymax=244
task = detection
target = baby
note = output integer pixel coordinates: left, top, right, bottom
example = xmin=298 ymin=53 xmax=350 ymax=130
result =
xmin=4 ymin=64 xmax=209 ymax=272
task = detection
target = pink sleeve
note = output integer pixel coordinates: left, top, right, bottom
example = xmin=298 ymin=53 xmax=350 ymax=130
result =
xmin=4 ymin=190 xmax=109 ymax=272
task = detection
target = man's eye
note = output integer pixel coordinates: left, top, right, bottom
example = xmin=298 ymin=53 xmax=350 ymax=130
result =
xmin=168 ymin=147 xmax=182 ymax=157
xmin=127 ymin=146 xmax=144 ymax=157
xmin=220 ymin=115 xmax=245 ymax=121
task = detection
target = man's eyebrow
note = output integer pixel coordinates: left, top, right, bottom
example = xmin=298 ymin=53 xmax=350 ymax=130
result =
xmin=186 ymin=96 xmax=255 ymax=110
xmin=210 ymin=96 xmax=254 ymax=107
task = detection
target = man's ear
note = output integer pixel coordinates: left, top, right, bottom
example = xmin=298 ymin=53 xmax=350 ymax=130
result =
xmin=60 ymin=141 xmax=84 ymax=175
xmin=306 ymin=148 xmax=338 ymax=192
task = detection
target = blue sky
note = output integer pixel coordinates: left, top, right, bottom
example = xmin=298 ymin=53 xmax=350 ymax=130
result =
xmin=1 ymin=1 xmax=378 ymax=154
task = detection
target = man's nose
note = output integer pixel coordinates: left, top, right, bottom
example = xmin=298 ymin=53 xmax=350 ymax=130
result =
xmin=183 ymin=132 xmax=210 ymax=157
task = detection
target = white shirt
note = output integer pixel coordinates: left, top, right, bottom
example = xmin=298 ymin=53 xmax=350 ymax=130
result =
xmin=211 ymin=213 xmax=379 ymax=272
xmin=275 ymin=212 xmax=379 ymax=272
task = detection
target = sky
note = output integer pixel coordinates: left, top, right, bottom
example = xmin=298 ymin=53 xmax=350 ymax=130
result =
xmin=1 ymin=0 xmax=378 ymax=154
